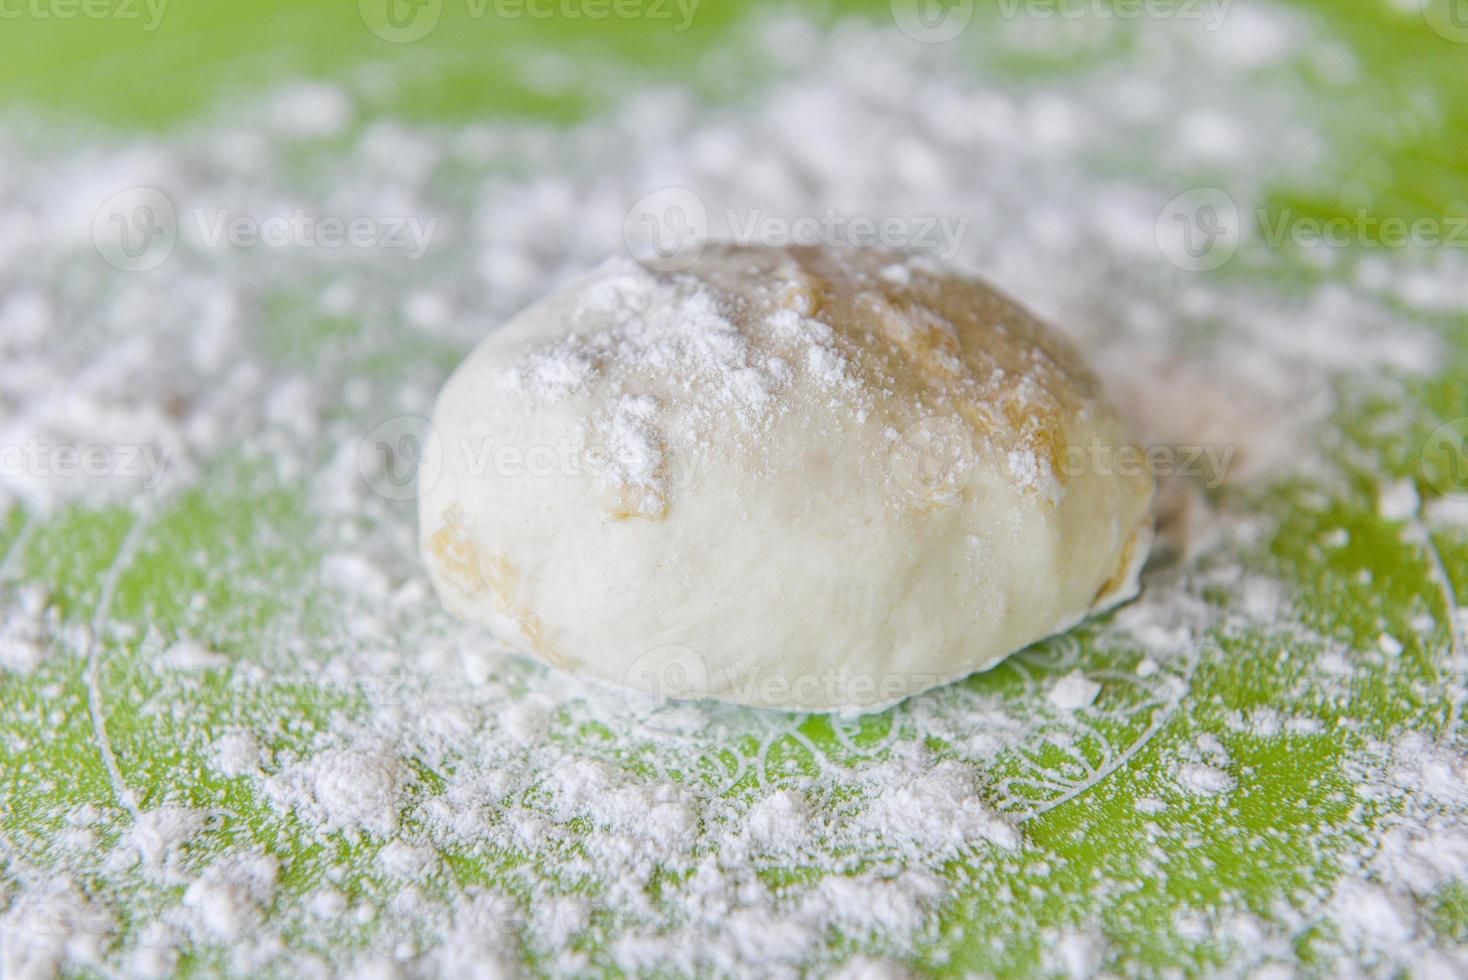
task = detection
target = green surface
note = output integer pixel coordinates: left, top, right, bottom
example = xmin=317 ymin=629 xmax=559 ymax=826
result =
xmin=3 ymin=0 xmax=1468 ymax=976
xmin=1 ymin=0 xmax=1465 ymax=222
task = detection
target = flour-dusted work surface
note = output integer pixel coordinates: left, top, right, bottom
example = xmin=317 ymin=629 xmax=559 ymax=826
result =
xmin=2 ymin=2 xmax=1468 ymax=977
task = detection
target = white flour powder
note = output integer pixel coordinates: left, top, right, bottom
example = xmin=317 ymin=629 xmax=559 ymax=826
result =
xmin=1 ymin=3 xmax=1465 ymax=977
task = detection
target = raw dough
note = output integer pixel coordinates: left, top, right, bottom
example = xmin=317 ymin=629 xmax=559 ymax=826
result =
xmin=419 ymin=245 xmax=1153 ymax=712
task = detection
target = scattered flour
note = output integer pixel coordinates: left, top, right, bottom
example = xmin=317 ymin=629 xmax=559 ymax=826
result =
xmin=855 ymin=757 xmax=1022 ymax=856
xmin=0 ymin=3 xmax=1463 ymax=977
xmin=1377 ymin=479 xmax=1421 ymax=522
xmin=264 ymin=743 xmax=409 ymax=839
xmin=741 ymin=789 xmax=817 ymax=853
xmin=1175 ymin=763 xmax=1235 ymax=798
xmin=377 ymin=840 xmax=437 ymax=880
xmin=160 ymin=639 xmax=230 ymax=671
xmin=1047 ymin=670 xmax=1101 ymax=711
xmin=177 ymin=852 xmax=278 ymax=943
xmin=1047 ymin=929 xmax=1104 ymax=979
xmin=0 ymin=879 xmax=114 ymax=979
xmin=213 ymin=730 xmax=267 ymax=778
xmin=0 ymin=585 xmax=51 ymax=674
xmin=108 ymin=807 xmax=207 ymax=881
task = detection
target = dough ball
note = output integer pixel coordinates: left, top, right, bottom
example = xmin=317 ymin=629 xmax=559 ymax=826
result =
xmin=419 ymin=244 xmax=1153 ymax=713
